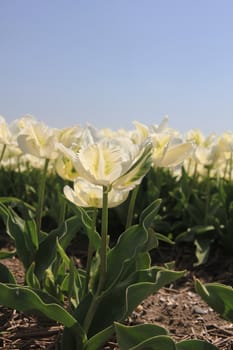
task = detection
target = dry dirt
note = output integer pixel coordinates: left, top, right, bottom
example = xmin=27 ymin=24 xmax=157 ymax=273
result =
xmin=0 ymin=243 xmax=233 ymax=350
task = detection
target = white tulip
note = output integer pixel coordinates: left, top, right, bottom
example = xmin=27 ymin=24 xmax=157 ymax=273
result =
xmin=64 ymin=177 xmax=129 ymax=208
xmin=17 ymin=120 xmax=58 ymax=160
xmin=70 ymin=139 xmax=153 ymax=191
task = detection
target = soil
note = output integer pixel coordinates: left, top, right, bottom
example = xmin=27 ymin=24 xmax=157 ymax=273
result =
xmin=0 ymin=242 xmax=233 ymax=350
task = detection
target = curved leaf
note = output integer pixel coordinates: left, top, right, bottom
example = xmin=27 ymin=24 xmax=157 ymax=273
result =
xmin=130 ymin=335 xmax=176 ymax=350
xmin=0 ymin=263 xmax=16 ymax=283
xmin=84 ymin=325 xmax=114 ymax=350
xmin=139 ymin=199 xmax=161 ymax=229
xmin=195 ymin=279 xmax=233 ymax=323
xmin=0 ymin=250 xmax=16 ymax=259
xmin=0 ymin=282 xmax=81 ymax=328
xmin=114 ymin=322 xmax=168 ymax=350
xmin=65 ymin=203 xmax=101 ymax=250
xmin=105 ymin=200 xmax=161 ymax=289
xmin=85 ymin=267 xmax=185 ymax=336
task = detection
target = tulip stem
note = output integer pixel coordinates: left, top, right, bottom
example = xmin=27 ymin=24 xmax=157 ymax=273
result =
xmin=229 ymin=152 xmax=233 ymax=182
xmin=97 ymin=185 xmax=108 ymax=293
xmin=204 ymin=166 xmax=211 ymax=225
xmin=0 ymin=144 xmax=7 ymax=165
xmin=126 ymin=185 xmax=139 ymax=229
xmin=58 ymin=192 xmax=67 ymax=227
xmin=83 ymin=207 xmax=98 ymax=298
xmin=83 ymin=186 xmax=109 ymax=333
xmin=36 ymin=158 xmax=49 ymax=235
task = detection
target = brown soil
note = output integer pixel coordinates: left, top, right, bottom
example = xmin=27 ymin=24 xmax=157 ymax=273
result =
xmin=0 ymin=243 xmax=233 ymax=350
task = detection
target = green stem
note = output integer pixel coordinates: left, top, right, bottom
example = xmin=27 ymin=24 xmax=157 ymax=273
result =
xmin=82 ymin=208 xmax=98 ymax=298
xmin=96 ymin=185 xmax=108 ymax=294
xmin=125 ymin=185 xmax=139 ymax=229
xmin=229 ymin=151 xmax=233 ymax=182
xmin=0 ymin=144 xmax=7 ymax=165
xmin=58 ymin=193 xmax=67 ymax=227
xmin=83 ymin=186 xmax=109 ymax=333
xmin=36 ymin=158 xmax=49 ymax=235
xmin=204 ymin=167 xmax=211 ymax=225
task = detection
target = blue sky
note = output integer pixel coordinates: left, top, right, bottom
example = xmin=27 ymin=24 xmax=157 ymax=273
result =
xmin=1 ymin=0 xmax=233 ymax=135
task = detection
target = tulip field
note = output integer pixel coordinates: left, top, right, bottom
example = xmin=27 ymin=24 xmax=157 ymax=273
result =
xmin=0 ymin=115 xmax=233 ymax=349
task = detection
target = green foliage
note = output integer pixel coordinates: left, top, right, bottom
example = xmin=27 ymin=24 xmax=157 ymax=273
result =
xmin=1 ymin=166 xmax=233 ymax=264
xmin=0 ymin=197 xmax=185 ymax=349
xmin=0 ymin=165 xmax=232 ymax=349
xmin=115 ymin=323 xmax=218 ymax=350
xmin=0 ymin=282 xmax=87 ymax=348
xmin=195 ymin=279 xmax=233 ymax=323
xmin=0 ymin=263 xmax=16 ymax=283
xmin=136 ymin=167 xmax=233 ymax=264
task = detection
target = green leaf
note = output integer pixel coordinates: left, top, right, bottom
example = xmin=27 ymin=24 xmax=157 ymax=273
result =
xmin=0 ymin=250 xmax=16 ymax=259
xmin=130 ymin=335 xmax=176 ymax=350
xmin=59 ymin=215 xmax=84 ymax=250
xmin=194 ymin=239 xmax=211 ymax=266
xmin=0 ymin=263 xmax=16 ymax=283
xmin=136 ymin=252 xmax=151 ymax=270
xmin=34 ymin=229 xmax=59 ymax=279
xmin=68 ymin=258 xmax=81 ymax=308
xmin=0 ymin=197 xmax=35 ymax=212
xmin=84 ymin=325 xmax=114 ymax=350
xmin=0 ymin=282 xmax=86 ymax=347
xmin=177 ymin=339 xmax=218 ymax=350
xmin=154 ymin=231 xmax=174 ymax=245
xmin=114 ymin=322 xmax=168 ymax=350
xmin=105 ymin=224 xmax=149 ymax=288
xmin=24 ymin=219 xmax=38 ymax=251
xmin=34 ymin=217 xmax=77 ymax=279
xmin=0 ymin=203 xmax=33 ymax=268
xmin=105 ymin=200 xmax=162 ymax=289
xmin=65 ymin=204 xmax=101 ymax=250
xmin=195 ymin=279 xmax=233 ymax=323
xmin=139 ymin=199 xmax=162 ymax=229
xmin=56 ymin=238 xmax=70 ymax=268
xmin=25 ymin=262 xmax=41 ymax=289
xmin=85 ymin=267 xmax=185 ymax=336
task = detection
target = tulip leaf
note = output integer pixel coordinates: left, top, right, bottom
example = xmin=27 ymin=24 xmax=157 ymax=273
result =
xmin=0 ymin=263 xmax=16 ymax=283
xmin=114 ymin=322 xmax=168 ymax=350
xmin=130 ymin=335 xmax=176 ymax=350
xmin=0 ymin=282 xmax=86 ymax=346
xmin=105 ymin=199 xmax=162 ymax=289
xmin=0 ymin=203 xmax=33 ymax=268
xmin=25 ymin=262 xmax=41 ymax=289
xmin=85 ymin=267 xmax=185 ymax=336
xmin=59 ymin=215 xmax=84 ymax=249
xmin=0 ymin=197 xmax=35 ymax=212
xmin=83 ymin=325 xmax=114 ymax=350
xmin=69 ymin=205 xmax=101 ymax=250
xmin=56 ymin=237 xmax=70 ymax=267
xmin=105 ymin=225 xmax=148 ymax=288
xmin=177 ymin=339 xmax=218 ymax=349
xmin=139 ymin=198 xmax=161 ymax=228
xmin=34 ymin=229 xmax=59 ymax=279
xmin=0 ymin=250 xmax=16 ymax=259
xmin=194 ymin=238 xmax=212 ymax=266
xmin=195 ymin=279 xmax=233 ymax=323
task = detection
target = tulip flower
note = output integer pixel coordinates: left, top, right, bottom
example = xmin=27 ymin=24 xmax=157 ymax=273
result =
xmin=0 ymin=116 xmax=14 ymax=146
xmin=17 ymin=119 xmax=58 ymax=160
xmin=55 ymin=155 xmax=79 ymax=181
xmin=0 ymin=116 xmax=18 ymax=165
xmin=69 ymin=139 xmax=153 ymax=192
xmin=16 ymin=119 xmax=59 ymax=234
xmin=151 ymin=133 xmax=194 ymax=169
xmin=64 ymin=177 xmax=129 ymax=208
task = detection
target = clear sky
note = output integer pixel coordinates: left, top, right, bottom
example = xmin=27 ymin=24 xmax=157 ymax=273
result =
xmin=1 ymin=0 xmax=233 ymax=135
